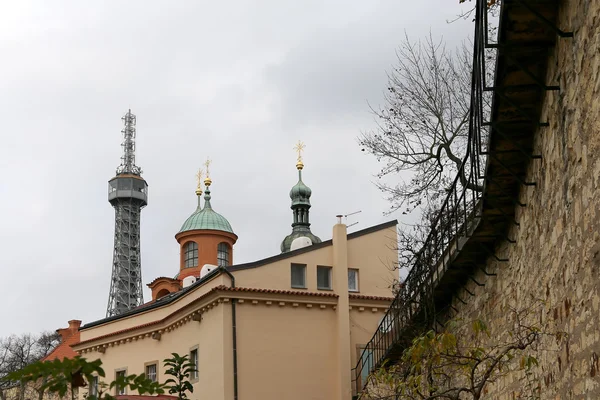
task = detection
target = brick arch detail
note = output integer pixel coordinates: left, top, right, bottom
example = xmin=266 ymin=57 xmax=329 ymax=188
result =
xmin=147 ymin=277 xmax=182 ymax=301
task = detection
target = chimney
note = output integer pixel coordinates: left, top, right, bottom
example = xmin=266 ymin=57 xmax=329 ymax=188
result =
xmin=56 ymin=320 xmax=82 ymax=343
xmin=68 ymin=320 xmax=82 ymax=331
xmin=332 ymin=218 xmax=351 ymax=400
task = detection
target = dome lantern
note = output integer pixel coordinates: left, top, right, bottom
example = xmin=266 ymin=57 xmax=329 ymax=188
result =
xmin=280 ymin=141 xmax=322 ymax=253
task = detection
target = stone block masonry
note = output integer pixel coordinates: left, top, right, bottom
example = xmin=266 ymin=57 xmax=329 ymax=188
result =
xmin=449 ymin=0 xmax=600 ymax=397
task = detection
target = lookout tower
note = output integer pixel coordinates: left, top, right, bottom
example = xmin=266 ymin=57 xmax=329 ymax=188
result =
xmin=106 ymin=110 xmax=148 ymax=317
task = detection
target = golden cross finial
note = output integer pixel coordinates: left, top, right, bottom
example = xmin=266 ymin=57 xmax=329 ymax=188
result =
xmin=294 ymin=140 xmax=306 ymax=162
xmin=195 ymin=168 xmax=204 ymax=191
xmin=204 ymin=158 xmax=212 ymax=178
xmin=204 ymin=158 xmax=213 ymax=187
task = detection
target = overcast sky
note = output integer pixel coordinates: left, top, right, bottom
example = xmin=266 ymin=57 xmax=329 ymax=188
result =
xmin=0 ymin=1 xmax=473 ymax=337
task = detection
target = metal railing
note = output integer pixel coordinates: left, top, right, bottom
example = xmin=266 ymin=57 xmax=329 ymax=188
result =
xmin=352 ymin=0 xmax=493 ymax=393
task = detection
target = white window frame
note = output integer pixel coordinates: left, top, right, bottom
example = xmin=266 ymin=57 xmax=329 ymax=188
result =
xmin=145 ymin=362 xmax=158 ymax=382
xmin=348 ymin=268 xmax=359 ymax=292
xmin=317 ymin=266 xmax=332 ymax=290
xmin=189 ymin=347 xmax=199 ymax=381
xmin=115 ymin=369 xmax=127 ymax=395
xmin=291 ymin=264 xmax=307 ymax=289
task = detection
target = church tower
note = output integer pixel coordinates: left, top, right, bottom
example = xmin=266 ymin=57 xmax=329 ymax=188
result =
xmin=174 ymin=160 xmax=237 ymax=281
xmin=281 ymin=141 xmax=321 ymax=252
xmin=106 ymin=110 xmax=148 ymax=317
xmin=148 ymin=160 xmax=237 ymax=301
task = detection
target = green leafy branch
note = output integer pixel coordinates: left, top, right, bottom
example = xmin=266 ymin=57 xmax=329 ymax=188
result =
xmin=0 ymin=352 xmax=197 ymax=400
xmin=163 ymin=353 xmax=195 ymax=400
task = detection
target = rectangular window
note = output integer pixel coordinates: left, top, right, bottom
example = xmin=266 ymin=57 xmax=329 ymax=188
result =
xmin=291 ymin=264 xmax=306 ymax=288
xmin=359 ymin=347 xmax=374 ymax=388
xmin=317 ymin=266 xmax=332 ymax=290
xmin=115 ymin=370 xmax=126 ymax=395
xmin=189 ymin=348 xmax=199 ymax=380
xmin=217 ymin=243 xmax=230 ymax=267
xmin=184 ymin=242 xmax=198 ymax=268
xmin=145 ymin=363 xmax=157 ymax=382
xmin=90 ymin=376 xmax=98 ymax=398
xmin=348 ymin=269 xmax=359 ymax=292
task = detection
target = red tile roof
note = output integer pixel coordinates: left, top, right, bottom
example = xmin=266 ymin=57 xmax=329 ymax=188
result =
xmin=213 ymin=285 xmax=339 ymax=297
xmin=147 ymin=276 xmax=178 ymax=287
xmin=349 ymin=294 xmax=395 ymax=302
xmin=43 ymin=320 xmax=81 ymax=361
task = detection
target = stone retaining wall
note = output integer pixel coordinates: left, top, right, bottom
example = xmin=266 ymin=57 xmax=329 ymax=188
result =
xmin=450 ymin=0 xmax=600 ymax=397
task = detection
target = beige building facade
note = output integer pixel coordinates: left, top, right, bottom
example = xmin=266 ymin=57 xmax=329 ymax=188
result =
xmin=72 ymin=160 xmax=398 ymax=400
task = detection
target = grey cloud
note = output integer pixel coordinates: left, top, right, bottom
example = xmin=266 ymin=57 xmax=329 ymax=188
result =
xmin=0 ymin=0 xmax=472 ymax=336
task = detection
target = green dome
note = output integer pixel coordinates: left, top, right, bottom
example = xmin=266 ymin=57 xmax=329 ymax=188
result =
xmin=179 ymin=208 xmax=234 ymax=233
xmin=290 ymin=170 xmax=312 ymax=206
xmin=179 ymin=188 xmax=234 ymax=234
xmin=290 ymin=181 xmax=312 ymax=203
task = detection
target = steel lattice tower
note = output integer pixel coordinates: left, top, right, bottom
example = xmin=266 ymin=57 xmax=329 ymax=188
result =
xmin=106 ymin=110 xmax=148 ymax=317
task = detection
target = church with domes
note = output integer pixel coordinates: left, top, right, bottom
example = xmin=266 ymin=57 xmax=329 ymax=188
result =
xmin=69 ymin=144 xmax=399 ymax=400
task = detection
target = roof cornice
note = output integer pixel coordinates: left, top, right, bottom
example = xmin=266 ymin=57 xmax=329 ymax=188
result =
xmin=74 ymin=286 xmax=347 ymax=351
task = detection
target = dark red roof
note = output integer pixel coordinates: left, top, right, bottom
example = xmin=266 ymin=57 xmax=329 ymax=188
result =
xmin=349 ymin=293 xmax=394 ymax=302
xmin=43 ymin=321 xmax=81 ymax=361
xmin=147 ymin=276 xmax=178 ymax=287
xmin=214 ymin=285 xmax=339 ymax=297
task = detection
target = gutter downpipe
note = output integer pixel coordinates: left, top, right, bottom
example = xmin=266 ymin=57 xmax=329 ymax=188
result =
xmin=221 ymin=266 xmax=239 ymax=400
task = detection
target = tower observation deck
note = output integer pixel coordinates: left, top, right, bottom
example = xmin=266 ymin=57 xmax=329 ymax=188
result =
xmin=106 ymin=110 xmax=148 ymax=317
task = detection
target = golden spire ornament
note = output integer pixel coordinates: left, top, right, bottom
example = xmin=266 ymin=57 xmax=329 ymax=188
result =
xmin=204 ymin=158 xmax=212 ymax=187
xmin=294 ymin=140 xmax=305 ymax=170
xmin=195 ymin=168 xmax=203 ymax=196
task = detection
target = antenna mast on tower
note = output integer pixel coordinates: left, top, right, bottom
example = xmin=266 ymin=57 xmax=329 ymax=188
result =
xmin=116 ymin=110 xmax=142 ymax=175
xmin=106 ymin=109 xmax=148 ymax=317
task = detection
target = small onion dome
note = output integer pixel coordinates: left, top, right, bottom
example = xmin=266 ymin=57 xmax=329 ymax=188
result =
xmin=289 ymin=172 xmax=312 ymax=206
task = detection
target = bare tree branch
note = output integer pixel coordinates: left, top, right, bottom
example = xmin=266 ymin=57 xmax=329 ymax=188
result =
xmin=360 ymin=33 xmax=480 ymax=216
xmin=0 ymin=332 xmax=60 ymax=400
xmin=362 ymin=302 xmax=565 ymax=400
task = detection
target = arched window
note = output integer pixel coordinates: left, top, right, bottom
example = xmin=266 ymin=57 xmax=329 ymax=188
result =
xmin=217 ymin=242 xmax=230 ymax=267
xmin=184 ymin=242 xmax=198 ymax=268
xmin=156 ymin=288 xmax=170 ymax=300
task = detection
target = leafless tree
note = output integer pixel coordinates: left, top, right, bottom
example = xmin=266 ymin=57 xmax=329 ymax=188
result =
xmin=359 ymin=33 xmax=477 ymax=215
xmin=450 ymin=0 xmax=501 ymax=24
xmin=0 ymin=332 xmax=60 ymax=400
